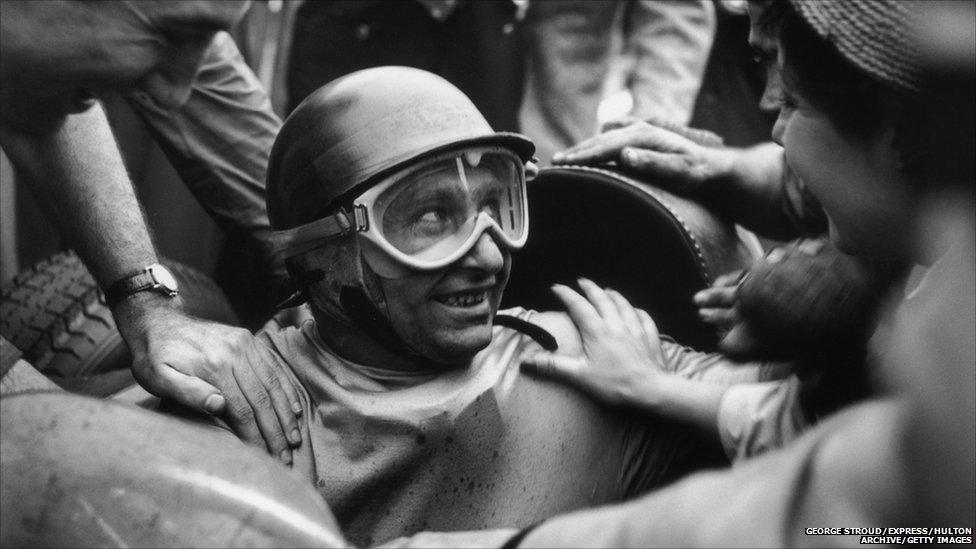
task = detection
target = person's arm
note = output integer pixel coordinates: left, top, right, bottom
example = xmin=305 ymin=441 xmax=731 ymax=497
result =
xmin=1 ymin=104 xmax=158 ymax=289
xmin=522 ymin=279 xmax=806 ymax=452
xmin=624 ymin=0 xmax=716 ymax=125
xmin=552 ymin=119 xmax=814 ymax=239
xmin=0 ymin=104 xmax=302 ymax=464
xmin=520 ymin=279 xmax=730 ymax=437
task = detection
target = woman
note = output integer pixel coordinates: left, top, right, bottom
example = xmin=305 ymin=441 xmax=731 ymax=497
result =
xmin=522 ymin=0 xmax=928 ymax=458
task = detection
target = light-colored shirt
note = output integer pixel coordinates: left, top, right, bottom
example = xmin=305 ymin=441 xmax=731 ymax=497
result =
xmin=259 ymin=307 xmax=778 ymax=546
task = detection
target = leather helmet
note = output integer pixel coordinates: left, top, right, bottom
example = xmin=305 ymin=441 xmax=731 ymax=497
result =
xmin=267 ymin=66 xmax=534 ymax=231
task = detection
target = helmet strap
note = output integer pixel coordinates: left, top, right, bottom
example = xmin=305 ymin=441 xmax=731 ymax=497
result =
xmin=339 ymin=286 xmax=424 ymax=360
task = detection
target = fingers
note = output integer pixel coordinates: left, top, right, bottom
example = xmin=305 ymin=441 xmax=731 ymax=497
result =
xmin=229 ymin=364 xmax=294 ymax=465
xmin=693 ymin=285 xmax=738 ymax=309
xmin=637 ymin=309 xmax=661 ymax=343
xmin=698 ymin=306 xmax=740 ymax=327
xmin=139 ymin=361 xmax=225 ymax=414
xmin=550 ymin=284 xmax=604 ymax=336
xmin=713 ymin=270 xmax=745 ymax=288
xmin=600 ymin=116 xmax=642 ymax=133
xmin=253 ymin=354 xmax=304 ymax=444
xmin=766 ymin=247 xmax=788 ymax=264
xmin=577 ymin=278 xmax=625 ymax=331
xmin=605 ymin=288 xmax=656 ymax=356
xmin=552 ymin=129 xmax=632 ymax=165
xmin=521 ymin=353 xmax=584 ymax=387
xmin=218 ymin=380 xmax=264 ymax=446
xmin=606 ymin=289 xmax=642 ymax=334
xmin=553 ymin=123 xmax=683 ymax=165
xmin=719 ymin=321 xmax=760 ymax=358
xmin=797 ymin=239 xmax=827 ymax=255
xmin=618 ymin=146 xmax=693 ymax=182
xmin=637 ymin=309 xmax=666 ymax=367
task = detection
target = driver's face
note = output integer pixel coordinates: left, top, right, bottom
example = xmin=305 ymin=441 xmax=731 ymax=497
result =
xmin=0 ymin=1 xmax=248 ymax=134
xmin=380 ymin=232 xmax=511 ymax=367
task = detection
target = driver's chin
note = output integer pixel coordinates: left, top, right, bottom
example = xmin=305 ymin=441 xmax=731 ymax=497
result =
xmin=425 ymin=326 xmax=494 ymax=367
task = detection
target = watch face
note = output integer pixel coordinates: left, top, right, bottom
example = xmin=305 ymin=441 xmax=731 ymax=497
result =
xmin=148 ymin=264 xmax=179 ymax=294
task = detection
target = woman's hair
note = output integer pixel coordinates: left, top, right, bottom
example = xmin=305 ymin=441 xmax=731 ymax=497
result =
xmin=764 ymin=2 xmax=925 ymax=175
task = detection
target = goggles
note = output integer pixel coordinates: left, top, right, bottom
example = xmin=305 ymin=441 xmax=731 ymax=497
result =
xmin=271 ymin=146 xmax=528 ymax=276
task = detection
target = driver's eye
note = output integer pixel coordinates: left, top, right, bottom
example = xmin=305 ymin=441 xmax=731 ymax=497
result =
xmin=418 ymin=210 xmax=446 ymax=224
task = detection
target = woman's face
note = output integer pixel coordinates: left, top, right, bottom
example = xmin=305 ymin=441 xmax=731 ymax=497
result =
xmin=770 ymin=46 xmax=915 ymax=260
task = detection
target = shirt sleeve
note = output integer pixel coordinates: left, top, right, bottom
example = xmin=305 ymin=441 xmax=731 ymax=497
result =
xmin=660 ymin=337 xmax=792 ymax=384
xmin=126 ymin=32 xmax=286 ymax=286
xmin=717 ymin=376 xmax=809 ymax=462
xmin=624 ymin=0 xmax=716 ymax=125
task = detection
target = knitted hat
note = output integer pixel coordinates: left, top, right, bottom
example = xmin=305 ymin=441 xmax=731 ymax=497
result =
xmin=788 ymin=0 xmax=921 ymax=92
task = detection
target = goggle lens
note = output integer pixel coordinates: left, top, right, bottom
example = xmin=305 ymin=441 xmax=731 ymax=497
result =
xmin=370 ymin=151 xmax=525 ymax=261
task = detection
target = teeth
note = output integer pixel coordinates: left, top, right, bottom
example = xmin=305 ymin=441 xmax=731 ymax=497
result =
xmin=436 ymin=292 xmax=488 ymax=307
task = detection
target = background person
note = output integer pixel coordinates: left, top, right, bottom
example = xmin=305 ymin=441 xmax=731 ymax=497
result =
xmin=520 ymin=0 xmax=716 ymax=163
xmin=506 ymin=0 xmax=973 ymax=544
xmin=0 ymin=1 xmax=302 ymax=463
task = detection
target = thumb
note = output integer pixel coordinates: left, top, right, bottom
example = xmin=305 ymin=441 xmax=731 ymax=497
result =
xmin=521 ymin=353 xmax=584 ymax=384
xmin=719 ymin=321 xmax=760 ymax=358
xmin=141 ymin=363 xmax=226 ymax=415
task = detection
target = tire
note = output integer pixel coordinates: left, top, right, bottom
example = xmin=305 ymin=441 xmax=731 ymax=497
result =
xmin=0 ymin=251 xmax=239 ymax=396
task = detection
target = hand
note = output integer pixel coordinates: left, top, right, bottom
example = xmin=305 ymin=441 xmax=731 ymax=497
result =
xmin=114 ymin=294 xmax=303 ymax=465
xmin=693 ymin=270 xmax=760 ymax=358
xmin=551 ymin=119 xmax=735 ymax=194
xmin=521 ymin=279 xmax=667 ymax=408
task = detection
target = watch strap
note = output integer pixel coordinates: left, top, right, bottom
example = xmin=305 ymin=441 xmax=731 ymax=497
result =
xmin=104 ymin=265 xmax=177 ymax=308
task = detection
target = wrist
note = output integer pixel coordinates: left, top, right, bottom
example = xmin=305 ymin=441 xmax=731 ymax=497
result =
xmin=627 ymin=369 xmax=670 ymax=414
xmin=111 ymin=290 xmax=184 ymax=336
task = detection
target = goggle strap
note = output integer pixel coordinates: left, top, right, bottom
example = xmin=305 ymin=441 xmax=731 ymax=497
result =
xmin=271 ymin=210 xmax=355 ymax=259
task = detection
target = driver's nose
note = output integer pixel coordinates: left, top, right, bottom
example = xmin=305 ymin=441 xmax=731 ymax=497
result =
xmin=457 ymin=232 xmax=505 ymax=275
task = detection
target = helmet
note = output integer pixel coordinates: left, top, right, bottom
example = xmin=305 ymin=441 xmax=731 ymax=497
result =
xmin=266 ymin=67 xmax=534 ymax=361
xmin=267 ymin=66 xmax=534 ymax=232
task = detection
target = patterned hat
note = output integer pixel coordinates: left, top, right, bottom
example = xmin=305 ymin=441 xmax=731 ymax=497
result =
xmin=788 ymin=0 xmax=921 ymax=92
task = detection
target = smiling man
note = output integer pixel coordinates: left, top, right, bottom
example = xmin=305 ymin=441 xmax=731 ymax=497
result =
xmin=258 ymin=66 xmax=783 ymax=546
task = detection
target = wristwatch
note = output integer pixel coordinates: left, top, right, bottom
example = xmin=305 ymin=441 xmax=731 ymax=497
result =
xmin=104 ymin=263 xmax=179 ymax=308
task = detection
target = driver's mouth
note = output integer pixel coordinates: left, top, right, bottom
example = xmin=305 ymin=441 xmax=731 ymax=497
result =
xmin=434 ymin=290 xmax=489 ymax=308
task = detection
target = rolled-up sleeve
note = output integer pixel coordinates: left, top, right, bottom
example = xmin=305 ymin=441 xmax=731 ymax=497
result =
xmin=127 ymin=32 xmax=284 ymax=283
xmin=718 ymin=376 xmax=809 ymax=462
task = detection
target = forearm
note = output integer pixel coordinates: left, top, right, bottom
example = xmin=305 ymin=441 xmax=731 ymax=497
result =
xmin=0 ymin=103 xmax=158 ymax=287
xmin=631 ymin=373 xmax=727 ymax=437
xmin=698 ymin=142 xmax=803 ymax=240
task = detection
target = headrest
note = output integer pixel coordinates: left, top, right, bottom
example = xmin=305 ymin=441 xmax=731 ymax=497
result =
xmin=502 ymin=165 xmax=761 ymax=351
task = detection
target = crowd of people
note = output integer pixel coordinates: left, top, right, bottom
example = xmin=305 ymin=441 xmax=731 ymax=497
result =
xmin=1 ymin=0 xmax=973 ymax=547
